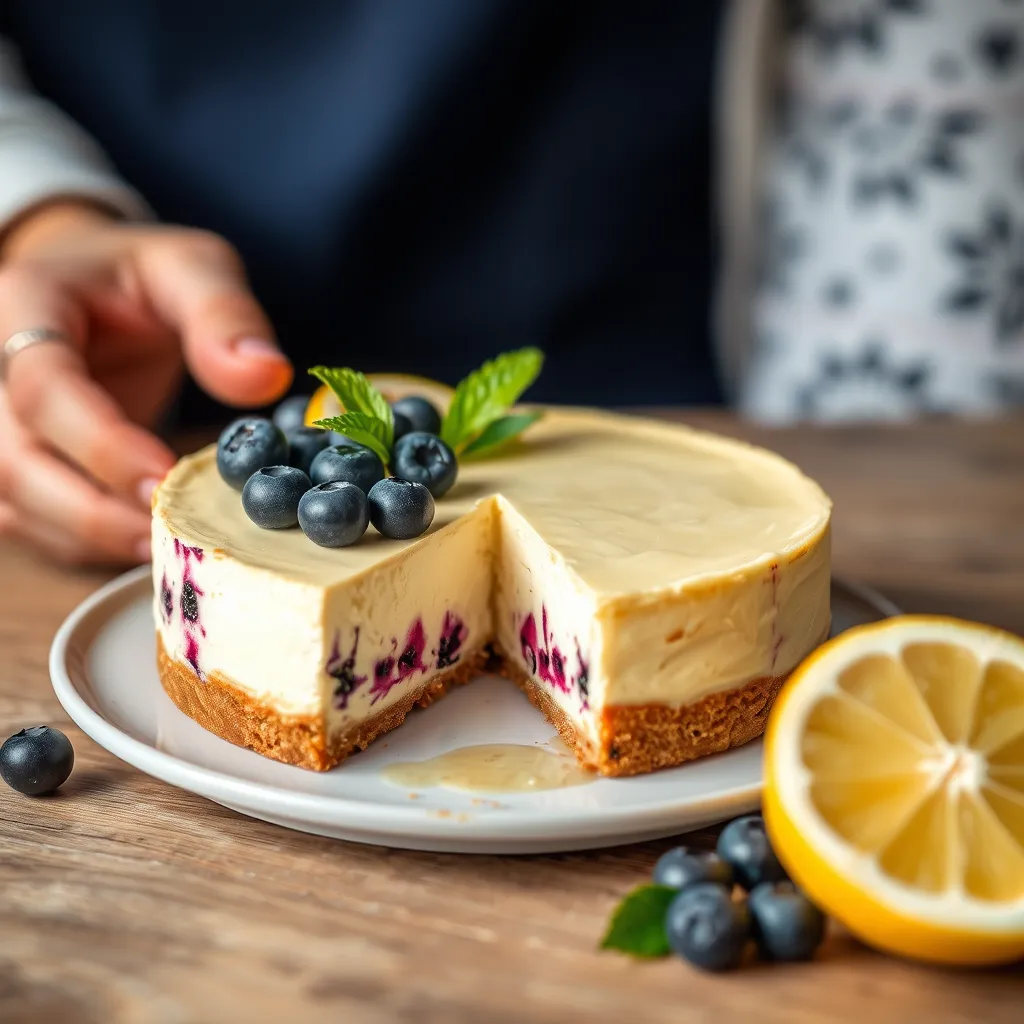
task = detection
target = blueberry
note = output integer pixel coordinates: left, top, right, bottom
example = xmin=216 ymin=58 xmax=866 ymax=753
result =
xmin=329 ymin=431 xmax=358 ymax=447
xmin=717 ymin=815 xmax=788 ymax=891
xmin=391 ymin=432 xmax=458 ymax=498
xmin=748 ymin=881 xmax=826 ymax=962
xmin=310 ymin=444 xmax=385 ymax=493
xmin=0 ymin=726 xmax=74 ymax=796
xmin=241 ymin=466 xmax=311 ymax=529
xmin=367 ymin=478 xmax=435 ymax=540
xmin=288 ymin=426 xmax=333 ymax=476
xmin=216 ymin=417 xmax=289 ymax=490
xmin=664 ymin=882 xmax=751 ymax=972
xmin=298 ymin=481 xmax=370 ymax=547
xmin=181 ymin=580 xmax=199 ymax=623
xmin=653 ymin=848 xmax=734 ymax=890
xmin=392 ymin=410 xmax=415 ymax=443
xmin=271 ymin=395 xmax=310 ymax=436
xmin=392 ymin=395 xmax=442 ymax=436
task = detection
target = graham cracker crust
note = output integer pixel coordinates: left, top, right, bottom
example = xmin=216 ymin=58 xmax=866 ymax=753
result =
xmin=156 ymin=634 xmax=488 ymax=772
xmin=494 ymin=647 xmax=791 ymax=777
xmin=158 ymin=634 xmax=819 ymax=777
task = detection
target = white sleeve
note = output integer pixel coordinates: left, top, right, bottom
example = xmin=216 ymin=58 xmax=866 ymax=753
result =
xmin=0 ymin=35 xmax=151 ymax=231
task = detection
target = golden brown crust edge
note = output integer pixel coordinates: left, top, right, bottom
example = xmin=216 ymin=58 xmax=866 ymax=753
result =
xmin=157 ymin=633 xmax=812 ymax=776
xmin=156 ymin=634 xmax=488 ymax=771
xmin=497 ymin=649 xmax=790 ymax=777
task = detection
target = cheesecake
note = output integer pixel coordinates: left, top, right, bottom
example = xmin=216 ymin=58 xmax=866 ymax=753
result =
xmin=152 ymin=407 xmax=832 ymax=776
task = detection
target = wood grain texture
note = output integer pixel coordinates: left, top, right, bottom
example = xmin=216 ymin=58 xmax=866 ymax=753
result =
xmin=2 ymin=412 xmax=1023 ymax=1024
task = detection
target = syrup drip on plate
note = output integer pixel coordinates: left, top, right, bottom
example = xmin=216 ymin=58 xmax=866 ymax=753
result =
xmin=382 ymin=742 xmax=594 ymax=793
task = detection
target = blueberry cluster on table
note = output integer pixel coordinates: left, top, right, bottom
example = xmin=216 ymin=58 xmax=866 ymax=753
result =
xmin=215 ymin=394 xmax=457 ymax=548
xmin=654 ymin=815 xmax=825 ymax=971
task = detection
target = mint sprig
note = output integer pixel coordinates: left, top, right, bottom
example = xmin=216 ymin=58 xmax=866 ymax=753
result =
xmin=313 ymin=411 xmax=391 ymax=464
xmin=306 ymin=348 xmax=544 ymax=466
xmin=600 ymin=885 xmax=675 ymax=958
xmin=309 ymin=366 xmax=393 ymax=448
xmin=461 ymin=410 xmax=543 ymax=457
xmin=440 ymin=347 xmax=544 ymax=453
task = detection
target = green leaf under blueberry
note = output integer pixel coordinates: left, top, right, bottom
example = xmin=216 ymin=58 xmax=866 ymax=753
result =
xmin=600 ymin=884 xmax=676 ymax=958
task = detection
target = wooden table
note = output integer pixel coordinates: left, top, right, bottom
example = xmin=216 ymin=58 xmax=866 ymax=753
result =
xmin=2 ymin=412 xmax=1023 ymax=1024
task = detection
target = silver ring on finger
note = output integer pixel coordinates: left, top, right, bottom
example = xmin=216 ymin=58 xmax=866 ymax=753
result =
xmin=0 ymin=328 xmax=74 ymax=383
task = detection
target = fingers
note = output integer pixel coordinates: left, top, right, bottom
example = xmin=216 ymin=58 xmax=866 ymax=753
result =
xmin=0 ymin=386 xmax=149 ymax=566
xmin=2 ymin=510 xmax=131 ymax=567
xmin=137 ymin=232 xmax=293 ymax=407
xmin=2 ymin=443 xmax=150 ymax=566
xmin=0 ymin=267 xmax=176 ymax=503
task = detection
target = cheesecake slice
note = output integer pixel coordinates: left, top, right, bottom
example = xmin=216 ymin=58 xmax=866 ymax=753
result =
xmin=152 ymin=408 xmax=831 ymax=776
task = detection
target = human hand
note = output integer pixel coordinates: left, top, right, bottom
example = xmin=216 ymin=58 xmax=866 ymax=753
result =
xmin=0 ymin=202 xmax=292 ymax=565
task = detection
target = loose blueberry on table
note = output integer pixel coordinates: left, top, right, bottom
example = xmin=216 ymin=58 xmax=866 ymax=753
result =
xmin=391 ymin=395 xmax=442 ymax=436
xmin=309 ymin=444 xmax=385 ymax=494
xmin=242 ymin=466 xmax=312 ymax=529
xmin=287 ymin=426 xmax=333 ymax=476
xmin=653 ymin=848 xmax=734 ymax=890
xmin=298 ymin=481 xmax=370 ymax=548
xmin=717 ymin=814 xmax=788 ymax=890
xmin=216 ymin=417 xmax=290 ymax=489
xmin=0 ymin=726 xmax=75 ymax=796
xmin=271 ymin=394 xmax=311 ymax=436
xmin=391 ymin=432 xmax=458 ymax=498
xmin=748 ymin=881 xmax=826 ymax=962
xmin=368 ymin=478 xmax=435 ymax=540
xmin=665 ymin=881 xmax=752 ymax=972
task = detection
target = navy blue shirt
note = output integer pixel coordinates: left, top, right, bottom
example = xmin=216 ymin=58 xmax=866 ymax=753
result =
xmin=2 ymin=1 xmax=723 ymax=417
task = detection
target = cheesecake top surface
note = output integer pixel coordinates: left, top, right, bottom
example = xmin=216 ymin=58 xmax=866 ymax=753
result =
xmin=155 ymin=408 xmax=832 ymax=595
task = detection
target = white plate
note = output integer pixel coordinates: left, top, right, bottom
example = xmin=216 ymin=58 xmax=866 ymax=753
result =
xmin=50 ymin=569 xmax=898 ymax=854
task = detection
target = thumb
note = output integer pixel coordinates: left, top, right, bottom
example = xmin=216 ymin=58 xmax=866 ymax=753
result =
xmin=136 ymin=231 xmax=293 ymax=407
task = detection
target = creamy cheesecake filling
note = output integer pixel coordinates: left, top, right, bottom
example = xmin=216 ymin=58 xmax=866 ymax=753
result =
xmin=154 ymin=521 xmax=325 ymax=716
xmin=320 ymin=505 xmax=494 ymax=737
xmin=597 ymin=529 xmax=832 ymax=707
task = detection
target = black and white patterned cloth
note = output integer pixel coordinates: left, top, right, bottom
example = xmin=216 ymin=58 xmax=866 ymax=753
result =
xmin=744 ymin=0 xmax=1024 ymax=422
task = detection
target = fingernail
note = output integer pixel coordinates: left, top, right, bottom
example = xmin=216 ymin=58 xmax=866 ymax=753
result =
xmin=137 ymin=477 xmax=161 ymax=507
xmin=234 ymin=336 xmax=287 ymax=361
xmin=135 ymin=537 xmax=152 ymax=563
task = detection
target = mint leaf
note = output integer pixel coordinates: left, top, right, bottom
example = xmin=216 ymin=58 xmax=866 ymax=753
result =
xmin=314 ymin=412 xmax=391 ymax=464
xmin=462 ymin=411 xmax=543 ymax=457
xmin=309 ymin=366 xmax=393 ymax=448
xmin=440 ymin=347 xmax=543 ymax=451
xmin=600 ymin=885 xmax=675 ymax=958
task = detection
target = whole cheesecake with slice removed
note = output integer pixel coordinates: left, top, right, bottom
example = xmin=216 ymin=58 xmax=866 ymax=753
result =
xmin=152 ymin=407 xmax=832 ymax=776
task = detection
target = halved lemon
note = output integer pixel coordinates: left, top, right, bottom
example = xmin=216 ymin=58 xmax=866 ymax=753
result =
xmin=764 ymin=615 xmax=1024 ymax=965
xmin=304 ymin=373 xmax=456 ymax=427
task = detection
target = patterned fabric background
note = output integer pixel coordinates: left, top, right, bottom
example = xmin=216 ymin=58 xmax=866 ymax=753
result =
xmin=743 ymin=0 xmax=1024 ymax=422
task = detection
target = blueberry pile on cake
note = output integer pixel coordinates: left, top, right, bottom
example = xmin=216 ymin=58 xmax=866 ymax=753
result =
xmin=151 ymin=350 xmax=832 ymax=776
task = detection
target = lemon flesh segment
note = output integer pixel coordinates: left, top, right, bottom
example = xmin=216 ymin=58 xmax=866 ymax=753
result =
xmin=767 ymin=619 xmax=1024 ymax=965
xmin=837 ymin=653 xmax=942 ymax=745
xmin=971 ymin=659 xmax=1024 ymax=754
xmin=900 ymin=641 xmax=983 ymax=744
xmin=876 ymin=785 xmax=956 ymax=894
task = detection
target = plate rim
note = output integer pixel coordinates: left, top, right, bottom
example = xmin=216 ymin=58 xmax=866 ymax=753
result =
xmin=49 ymin=566 xmax=895 ymax=844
